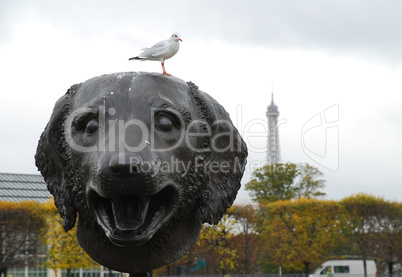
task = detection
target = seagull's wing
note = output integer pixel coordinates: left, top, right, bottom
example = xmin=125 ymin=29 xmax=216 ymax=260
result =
xmin=150 ymin=46 xmax=171 ymax=58
xmin=139 ymin=41 xmax=170 ymax=59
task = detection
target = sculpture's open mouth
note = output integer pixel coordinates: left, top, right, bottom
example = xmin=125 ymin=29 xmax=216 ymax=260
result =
xmin=88 ymin=186 xmax=178 ymax=247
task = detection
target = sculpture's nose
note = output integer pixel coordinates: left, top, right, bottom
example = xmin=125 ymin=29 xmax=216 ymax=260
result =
xmin=108 ymin=153 xmax=145 ymax=177
xmin=96 ymin=152 xmax=159 ymax=196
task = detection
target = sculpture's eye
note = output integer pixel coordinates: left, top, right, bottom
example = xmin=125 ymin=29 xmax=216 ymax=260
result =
xmin=156 ymin=115 xmax=173 ymax=132
xmin=73 ymin=109 xmax=99 ymax=135
xmin=85 ymin=119 xmax=99 ymax=135
xmin=155 ymin=111 xmax=181 ymax=133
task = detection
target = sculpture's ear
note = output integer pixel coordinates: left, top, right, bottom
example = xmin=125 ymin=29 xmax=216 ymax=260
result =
xmin=35 ymin=84 xmax=81 ymax=232
xmin=188 ymin=82 xmax=248 ymax=225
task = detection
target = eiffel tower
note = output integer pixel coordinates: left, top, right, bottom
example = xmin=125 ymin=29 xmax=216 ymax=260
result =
xmin=266 ymin=93 xmax=281 ymax=164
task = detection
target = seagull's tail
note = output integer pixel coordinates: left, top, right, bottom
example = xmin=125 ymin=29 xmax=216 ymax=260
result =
xmin=129 ymin=56 xmax=143 ymax=61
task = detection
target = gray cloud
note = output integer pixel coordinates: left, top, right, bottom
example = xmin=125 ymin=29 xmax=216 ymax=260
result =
xmin=183 ymin=1 xmax=402 ymax=64
xmin=2 ymin=0 xmax=400 ymax=64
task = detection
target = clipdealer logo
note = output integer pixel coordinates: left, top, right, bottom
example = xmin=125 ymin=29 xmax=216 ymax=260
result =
xmin=301 ymin=104 xmax=339 ymax=171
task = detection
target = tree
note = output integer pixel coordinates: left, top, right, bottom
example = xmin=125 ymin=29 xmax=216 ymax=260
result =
xmin=195 ymin=216 xmax=238 ymax=274
xmin=245 ymin=163 xmax=326 ymax=204
xmin=375 ymin=201 xmax=402 ymax=276
xmin=0 ymin=201 xmax=46 ymax=277
xmin=226 ymin=205 xmax=259 ymax=273
xmin=157 ymin=215 xmax=239 ymax=275
xmin=294 ymin=163 xmax=326 ymax=199
xmin=341 ymin=194 xmax=402 ymax=277
xmin=41 ymin=200 xmax=98 ymax=277
xmin=341 ymin=194 xmax=386 ymax=277
xmin=258 ymin=209 xmax=296 ymax=274
xmin=258 ymin=199 xmax=346 ymax=274
xmin=245 ymin=163 xmax=298 ymax=203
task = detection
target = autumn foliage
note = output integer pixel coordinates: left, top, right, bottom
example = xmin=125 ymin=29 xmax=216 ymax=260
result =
xmin=41 ymin=199 xmax=98 ymax=276
xmin=157 ymin=195 xmax=401 ymax=275
xmin=0 ymin=200 xmax=97 ymax=277
xmin=0 ymin=193 xmax=400 ymax=276
xmin=258 ymin=199 xmax=347 ymax=274
xmin=0 ymin=201 xmax=46 ymax=277
xmin=341 ymin=194 xmax=402 ymax=276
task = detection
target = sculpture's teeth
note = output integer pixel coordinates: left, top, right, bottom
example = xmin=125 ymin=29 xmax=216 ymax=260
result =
xmin=111 ymin=195 xmax=150 ymax=231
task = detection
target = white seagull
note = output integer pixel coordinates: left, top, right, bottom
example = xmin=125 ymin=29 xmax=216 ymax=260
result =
xmin=129 ymin=33 xmax=182 ymax=76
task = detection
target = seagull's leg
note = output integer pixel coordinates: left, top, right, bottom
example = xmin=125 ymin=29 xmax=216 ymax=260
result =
xmin=161 ymin=62 xmax=171 ymax=76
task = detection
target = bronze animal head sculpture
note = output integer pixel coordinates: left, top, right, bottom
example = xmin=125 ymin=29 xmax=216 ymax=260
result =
xmin=35 ymin=72 xmax=247 ymax=275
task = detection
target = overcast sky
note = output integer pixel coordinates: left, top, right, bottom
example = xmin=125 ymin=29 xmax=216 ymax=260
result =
xmin=1 ymin=0 xmax=401 ymax=203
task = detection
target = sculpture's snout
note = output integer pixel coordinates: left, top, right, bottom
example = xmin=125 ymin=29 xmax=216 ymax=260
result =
xmin=109 ymin=153 xmax=144 ymax=177
xmin=105 ymin=152 xmax=158 ymax=178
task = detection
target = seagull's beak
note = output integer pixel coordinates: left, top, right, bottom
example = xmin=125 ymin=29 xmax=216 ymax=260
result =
xmin=179 ymin=38 xmax=182 ymax=42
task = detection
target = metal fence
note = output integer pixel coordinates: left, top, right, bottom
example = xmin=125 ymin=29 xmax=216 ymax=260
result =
xmin=6 ymin=270 xmax=401 ymax=277
xmin=6 ymin=266 xmax=47 ymax=277
xmin=157 ymin=275 xmax=401 ymax=277
xmin=60 ymin=267 xmax=121 ymax=277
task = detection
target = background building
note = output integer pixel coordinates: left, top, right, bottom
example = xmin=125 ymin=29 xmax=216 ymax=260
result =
xmin=0 ymin=173 xmax=50 ymax=202
xmin=0 ymin=173 xmax=118 ymax=277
